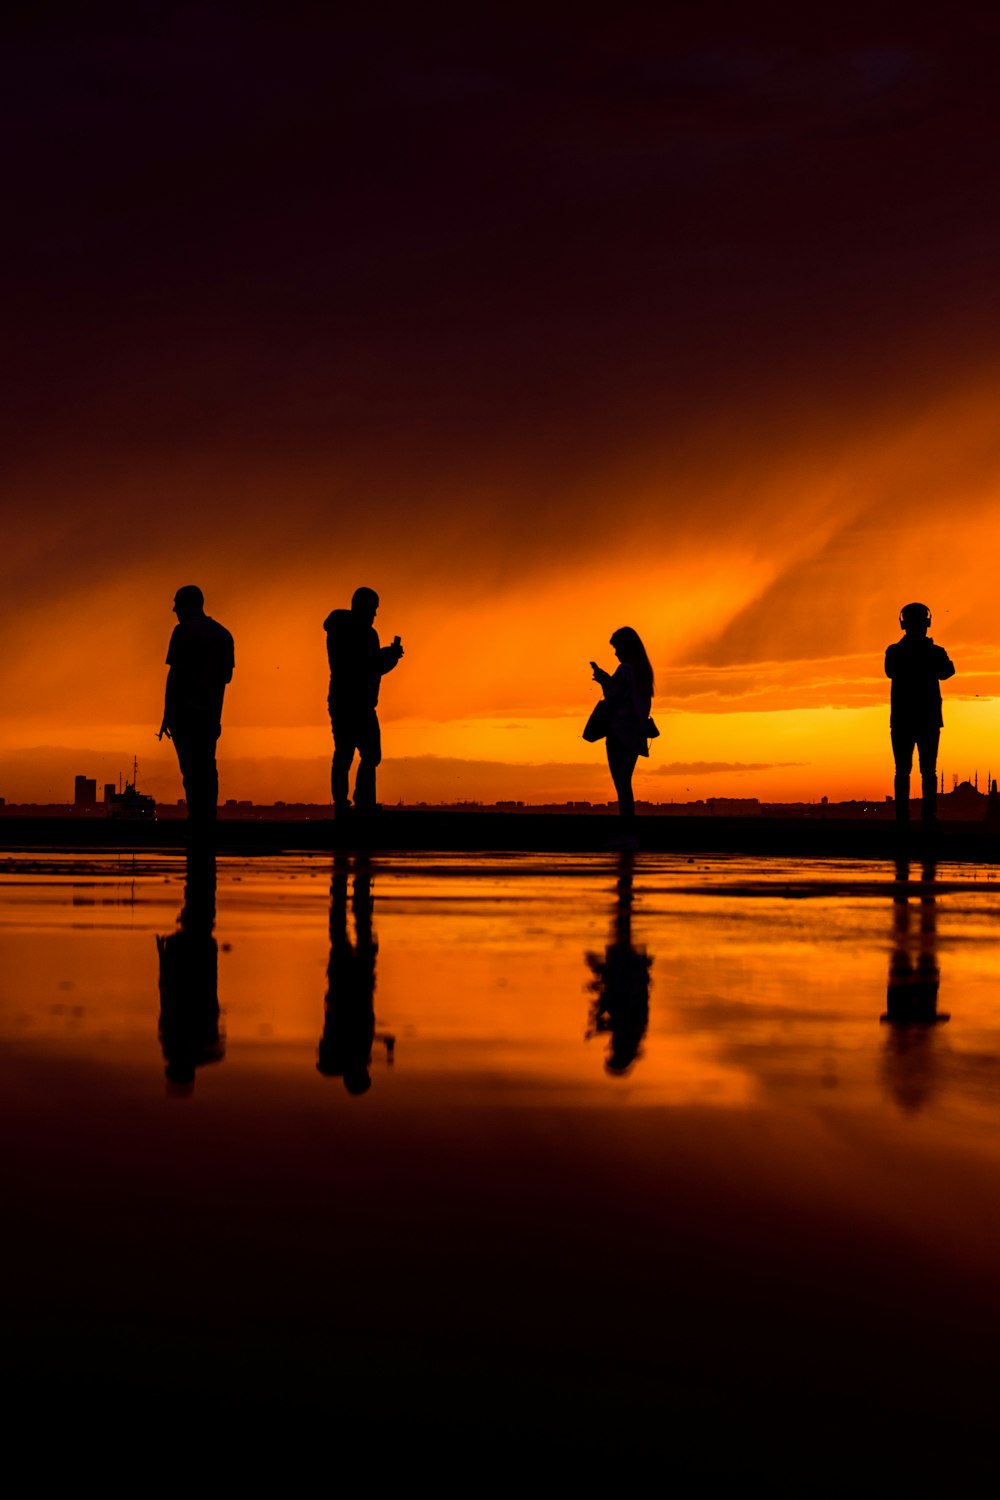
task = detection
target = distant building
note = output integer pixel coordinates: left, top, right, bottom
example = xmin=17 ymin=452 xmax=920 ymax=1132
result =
xmin=74 ymin=775 xmax=97 ymax=808
xmin=940 ymin=779 xmax=987 ymax=821
xmin=705 ymin=797 xmax=761 ymax=817
xmin=988 ymin=780 xmax=1000 ymax=826
xmin=103 ymin=783 xmax=116 ymax=804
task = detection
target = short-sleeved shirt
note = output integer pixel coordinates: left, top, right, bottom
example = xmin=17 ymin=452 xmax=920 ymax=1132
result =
xmin=166 ymin=615 xmax=235 ymax=726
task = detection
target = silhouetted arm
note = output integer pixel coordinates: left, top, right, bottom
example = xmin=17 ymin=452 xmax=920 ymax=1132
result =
xmin=935 ymin=644 xmax=955 ymax=681
xmin=600 ymin=664 xmax=631 ymax=702
xmin=378 ymin=640 xmax=403 ymax=676
xmin=159 ymin=666 xmax=177 ymax=739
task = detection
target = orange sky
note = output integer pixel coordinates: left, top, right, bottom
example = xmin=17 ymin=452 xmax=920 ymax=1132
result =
xmin=4 ymin=6 xmax=1000 ymax=805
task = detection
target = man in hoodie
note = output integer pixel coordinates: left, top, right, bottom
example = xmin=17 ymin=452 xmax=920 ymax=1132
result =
xmin=324 ymin=586 xmax=404 ymax=816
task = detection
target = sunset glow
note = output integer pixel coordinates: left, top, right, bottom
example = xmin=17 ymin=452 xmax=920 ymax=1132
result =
xmin=5 ymin=7 xmax=1000 ymax=807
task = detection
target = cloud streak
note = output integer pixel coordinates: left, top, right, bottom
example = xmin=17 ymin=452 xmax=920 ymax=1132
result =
xmin=650 ymin=762 xmax=803 ymax=778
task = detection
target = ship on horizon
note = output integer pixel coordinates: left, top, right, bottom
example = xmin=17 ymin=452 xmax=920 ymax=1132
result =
xmin=107 ymin=758 xmax=156 ymax=821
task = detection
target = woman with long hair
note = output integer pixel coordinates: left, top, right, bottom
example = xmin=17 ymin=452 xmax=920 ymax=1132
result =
xmin=589 ymin=626 xmax=655 ymax=826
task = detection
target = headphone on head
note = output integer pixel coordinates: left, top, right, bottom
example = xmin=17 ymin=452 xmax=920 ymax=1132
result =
xmin=899 ymin=602 xmax=932 ymax=629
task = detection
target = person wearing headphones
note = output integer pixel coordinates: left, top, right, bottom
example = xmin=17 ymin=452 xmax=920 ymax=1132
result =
xmin=885 ymin=603 xmax=955 ymax=832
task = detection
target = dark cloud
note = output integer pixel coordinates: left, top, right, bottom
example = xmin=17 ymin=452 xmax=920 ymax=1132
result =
xmin=650 ymin=761 xmax=802 ymax=777
xmin=6 ymin=3 xmax=1000 ymax=493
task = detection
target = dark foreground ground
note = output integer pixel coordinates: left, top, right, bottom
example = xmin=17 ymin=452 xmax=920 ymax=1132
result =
xmin=2 ymin=810 xmax=998 ymax=860
xmin=7 ymin=1049 xmax=1000 ymax=1487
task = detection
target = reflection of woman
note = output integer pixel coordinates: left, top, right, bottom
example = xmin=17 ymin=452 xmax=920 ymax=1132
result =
xmin=590 ymin=626 xmax=654 ymax=826
xmin=586 ymin=851 xmax=653 ymax=1075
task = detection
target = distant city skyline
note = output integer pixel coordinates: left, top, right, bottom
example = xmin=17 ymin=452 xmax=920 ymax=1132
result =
xmin=2 ymin=769 xmax=996 ymax=819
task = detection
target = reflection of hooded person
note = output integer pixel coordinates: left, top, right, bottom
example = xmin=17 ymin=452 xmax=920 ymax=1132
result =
xmin=881 ymin=859 xmax=949 ymax=1113
xmin=156 ymin=851 xmax=224 ymax=1094
xmin=318 ymin=855 xmax=388 ymax=1095
xmin=586 ymin=852 xmax=653 ymax=1075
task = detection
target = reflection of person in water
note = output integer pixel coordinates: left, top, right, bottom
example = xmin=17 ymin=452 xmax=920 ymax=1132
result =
xmin=156 ymin=850 xmax=224 ymax=1094
xmin=881 ymin=857 xmax=949 ymax=1113
xmin=585 ymin=851 xmax=653 ymax=1075
xmin=318 ymin=854 xmax=394 ymax=1094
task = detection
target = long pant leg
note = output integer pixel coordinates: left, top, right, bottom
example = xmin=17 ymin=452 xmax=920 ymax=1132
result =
xmin=173 ymin=727 xmax=220 ymax=823
xmin=890 ymin=728 xmax=915 ymax=824
xmin=353 ymin=710 xmax=383 ymax=812
xmin=606 ymin=736 xmax=639 ymax=821
xmin=916 ymin=728 xmax=941 ymax=826
xmin=331 ymin=719 xmax=357 ymax=812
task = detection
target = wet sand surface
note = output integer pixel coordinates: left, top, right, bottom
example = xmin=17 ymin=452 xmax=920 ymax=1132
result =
xmin=3 ymin=852 xmax=1000 ymax=1481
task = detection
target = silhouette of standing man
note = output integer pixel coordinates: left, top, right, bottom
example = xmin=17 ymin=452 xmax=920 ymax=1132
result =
xmin=158 ymin=585 xmax=235 ymax=825
xmin=885 ymin=602 xmax=954 ymax=832
xmin=324 ymin=586 xmax=403 ymax=816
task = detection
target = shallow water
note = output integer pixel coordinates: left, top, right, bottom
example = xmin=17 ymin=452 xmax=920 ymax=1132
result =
xmin=4 ymin=850 xmax=1000 ymax=1476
